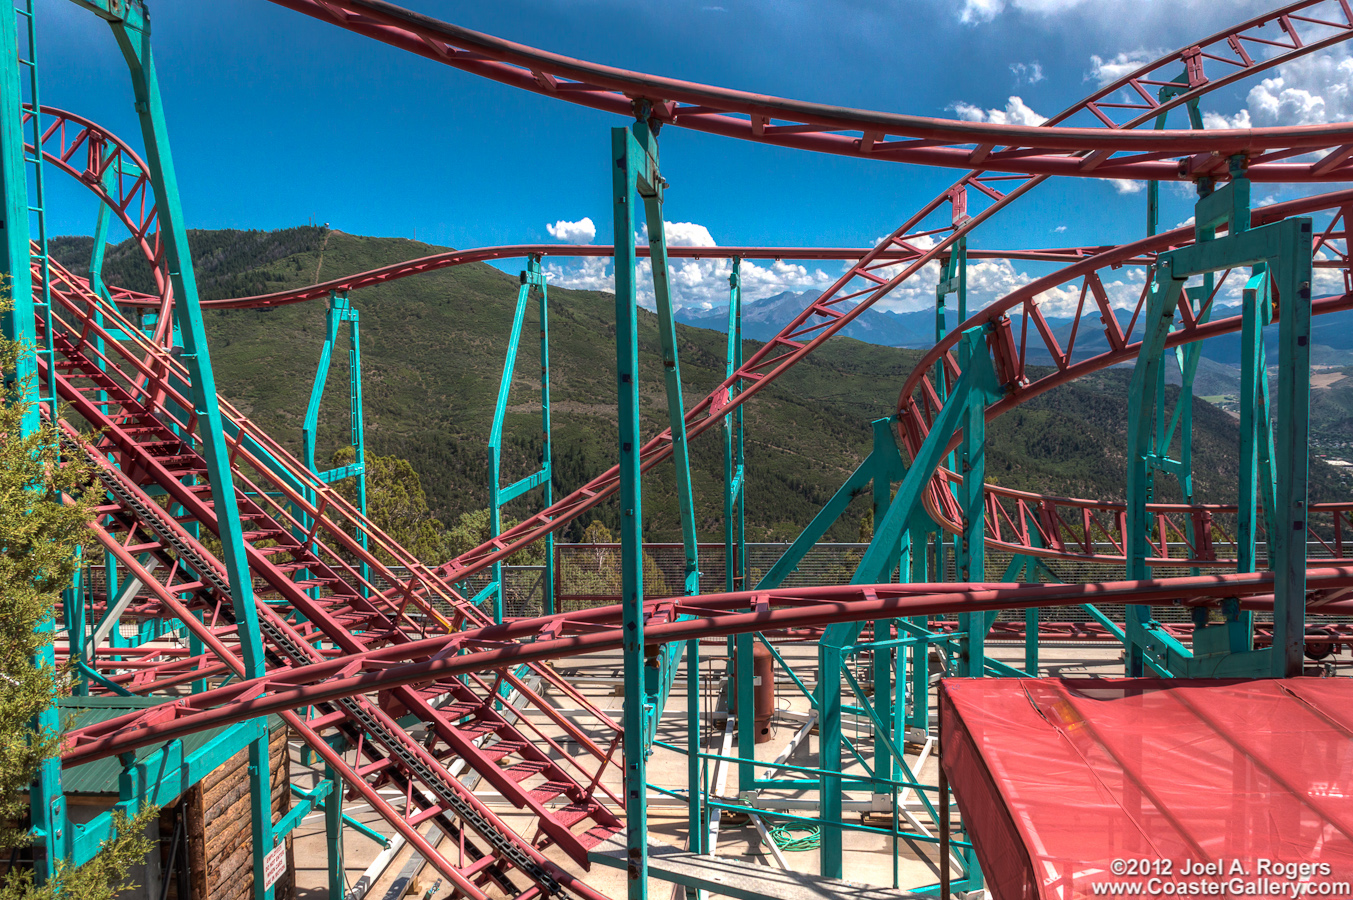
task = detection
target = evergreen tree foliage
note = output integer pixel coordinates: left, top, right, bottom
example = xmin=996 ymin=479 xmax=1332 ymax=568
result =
xmin=0 ymin=300 xmax=156 ymax=898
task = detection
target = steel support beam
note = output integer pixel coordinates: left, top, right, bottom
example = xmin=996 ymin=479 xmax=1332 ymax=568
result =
xmin=4 ymin=0 xmax=64 ymax=877
xmin=488 ymin=257 xmax=552 ymax=621
xmin=817 ymin=328 xmax=999 ymax=879
xmin=613 ymin=118 xmax=652 ymax=900
xmin=102 ymin=13 xmax=277 ymax=894
xmin=1125 ymin=207 xmax=1312 ymax=677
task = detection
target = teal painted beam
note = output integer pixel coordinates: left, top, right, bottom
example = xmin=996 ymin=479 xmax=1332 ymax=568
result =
xmin=300 ymin=291 xmax=368 ymax=590
xmin=302 ymin=292 xmax=344 ymax=476
xmin=1270 ymin=217 xmax=1314 ymax=677
xmin=0 ymin=1 xmax=38 ymax=435
xmin=488 ymin=257 xmax=551 ymax=620
xmin=818 ymin=329 xmax=998 ymax=877
xmin=106 ymin=19 xmax=276 ymax=894
xmin=5 ymin=1 xmax=64 ymax=876
xmin=613 ymin=121 xmax=650 ymax=900
xmin=500 ymin=467 xmax=550 ymax=504
xmin=956 ymin=327 xmax=990 ymax=677
xmin=72 ymin=719 xmax=268 ymax=866
xmin=637 ymin=152 xmax=700 ymax=601
xmin=724 ymin=259 xmax=746 ymax=595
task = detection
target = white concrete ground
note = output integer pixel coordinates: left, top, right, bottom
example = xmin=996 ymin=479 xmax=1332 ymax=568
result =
xmin=284 ymin=637 xmax=1349 ymax=899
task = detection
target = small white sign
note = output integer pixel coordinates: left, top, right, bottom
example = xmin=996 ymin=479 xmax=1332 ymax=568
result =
xmin=262 ymin=842 xmax=287 ymax=891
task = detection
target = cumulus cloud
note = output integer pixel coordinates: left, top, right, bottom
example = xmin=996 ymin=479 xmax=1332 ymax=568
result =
xmin=950 ymin=96 xmax=1047 ymax=126
xmin=1246 ymin=49 xmax=1353 ymax=126
xmin=650 ymin=220 xmax=717 ymax=248
xmin=1010 ymin=61 xmax=1044 ymax=85
xmin=1032 ymin=264 xmax=1149 ymax=317
xmin=959 ymin=0 xmax=1085 ymax=23
xmin=856 ymin=233 xmax=1050 ymax=314
xmin=1086 ymin=49 xmax=1161 ymax=86
xmin=1102 ymin=179 xmax=1144 ymax=194
xmin=1199 ymin=47 xmax=1353 ymax=137
xmin=1202 ymin=109 xmax=1252 ymax=130
xmin=543 ymin=219 xmax=832 ymax=312
xmin=959 ymin=0 xmax=1004 ymax=24
xmin=1054 ymin=225 xmax=1067 ymax=233
xmin=545 ymin=217 xmax=596 ymax=244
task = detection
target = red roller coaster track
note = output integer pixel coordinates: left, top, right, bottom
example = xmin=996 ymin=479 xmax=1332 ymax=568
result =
xmin=39 ymin=2 xmax=1353 ymax=895
xmin=270 ymin=0 xmax=1353 ymax=182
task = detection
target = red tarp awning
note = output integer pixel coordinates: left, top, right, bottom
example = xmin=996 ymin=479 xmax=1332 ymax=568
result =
xmin=939 ymin=678 xmax=1353 ymax=900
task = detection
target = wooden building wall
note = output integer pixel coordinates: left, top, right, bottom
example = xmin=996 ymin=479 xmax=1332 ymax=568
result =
xmin=184 ymin=726 xmax=294 ymax=900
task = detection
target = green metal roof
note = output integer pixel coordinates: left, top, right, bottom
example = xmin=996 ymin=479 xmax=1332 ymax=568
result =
xmin=59 ymin=696 xmax=276 ymax=795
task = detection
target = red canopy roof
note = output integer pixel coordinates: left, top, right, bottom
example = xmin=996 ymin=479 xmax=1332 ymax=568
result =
xmin=939 ymin=678 xmax=1353 ymax=900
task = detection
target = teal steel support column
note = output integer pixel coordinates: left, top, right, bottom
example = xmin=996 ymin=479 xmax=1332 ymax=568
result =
xmin=816 ymin=330 xmax=999 ymax=878
xmin=955 ymin=330 xmax=987 ymax=677
xmin=934 ymin=241 xmax=966 ymax=582
xmin=629 ymin=115 xmax=698 ymax=733
xmin=348 ymin=299 xmax=369 ymax=591
xmin=685 ymin=636 xmax=703 ymax=865
xmin=1238 ymin=268 xmax=1276 ymax=577
xmin=907 ymin=522 xmax=931 ymax=733
xmin=724 ymin=258 xmax=745 ymax=594
xmin=1144 ymin=80 xmax=1201 ymax=520
xmin=99 ymin=10 xmax=275 ymax=893
xmin=1126 ymin=261 xmax=1189 ymax=676
xmin=868 ymin=418 xmax=904 ymax=789
xmin=818 ymin=639 xmax=845 ymax=880
xmin=488 ymin=257 xmax=551 ymax=622
xmin=539 ymin=261 xmax=554 ymax=617
xmin=302 ymin=291 xmax=368 ymax=592
xmin=324 ymin=763 xmax=344 ymax=899
xmin=0 ymin=4 xmax=38 ymax=435
xmin=2 ymin=1 xmax=64 ymax=876
xmin=1270 ymin=218 xmax=1314 ymax=677
xmin=641 ymin=189 xmax=700 ymax=600
xmin=613 ymin=118 xmax=651 ymax=900
xmin=1127 ymin=195 xmax=1310 ymax=676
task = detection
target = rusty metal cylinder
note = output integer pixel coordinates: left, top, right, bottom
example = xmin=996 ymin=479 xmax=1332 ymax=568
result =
xmin=730 ymin=641 xmax=776 ymax=743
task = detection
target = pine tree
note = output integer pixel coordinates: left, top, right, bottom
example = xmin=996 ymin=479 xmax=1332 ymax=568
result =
xmin=0 ymin=299 xmax=155 ymax=899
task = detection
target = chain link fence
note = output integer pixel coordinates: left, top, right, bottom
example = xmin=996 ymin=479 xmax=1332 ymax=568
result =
xmin=83 ymin=540 xmax=1351 ymax=627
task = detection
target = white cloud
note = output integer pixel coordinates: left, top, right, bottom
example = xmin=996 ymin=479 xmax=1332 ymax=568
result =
xmin=950 ymin=96 xmax=1047 ymax=126
xmin=857 ymin=233 xmax=1050 ymax=314
xmin=1054 ymin=225 xmax=1067 ymax=233
xmin=1032 ymin=264 xmax=1149 ymax=317
xmin=545 ymin=217 xmax=596 ymax=244
xmin=1010 ymin=61 xmax=1044 ymax=85
xmin=544 ymin=220 xmax=832 ymax=312
xmin=1199 ymin=47 xmax=1353 ymax=136
xmin=650 ymin=220 xmax=717 ymax=248
xmin=1086 ymin=49 xmax=1161 ymax=86
xmin=1246 ymin=49 xmax=1353 ymax=126
xmin=959 ymin=0 xmax=1004 ymax=24
xmin=959 ymin=0 xmax=1088 ymax=23
xmin=1202 ymin=109 xmax=1252 ymax=130
xmin=1102 ymin=178 xmax=1144 ymax=194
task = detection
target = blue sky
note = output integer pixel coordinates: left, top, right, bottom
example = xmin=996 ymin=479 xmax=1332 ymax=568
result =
xmin=38 ymin=0 xmax=1353 ymax=312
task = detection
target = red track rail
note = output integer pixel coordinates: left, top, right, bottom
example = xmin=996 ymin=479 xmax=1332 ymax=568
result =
xmin=414 ymin=29 xmax=1353 ymax=590
xmin=268 ymin=0 xmax=1353 ymax=182
xmin=897 ymin=191 xmax=1353 ymax=567
xmin=41 ymin=4 xmax=1353 ymax=895
xmin=189 ymin=243 xmax=1143 ymax=309
xmin=27 ymin=107 xmax=174 ymax=341
xmin=42 ymin=256 xmax=621 ymax=898
xmin=63 ymin=563 xmax=1353 ymax=767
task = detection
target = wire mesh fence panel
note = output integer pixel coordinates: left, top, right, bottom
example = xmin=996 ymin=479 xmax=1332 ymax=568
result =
xmin=554 ymin=543 xmax=873 ymax=612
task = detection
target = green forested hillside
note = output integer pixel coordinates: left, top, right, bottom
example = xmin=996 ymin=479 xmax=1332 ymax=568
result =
xmin=49 ymin=227 xmax=1343 ymax=550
